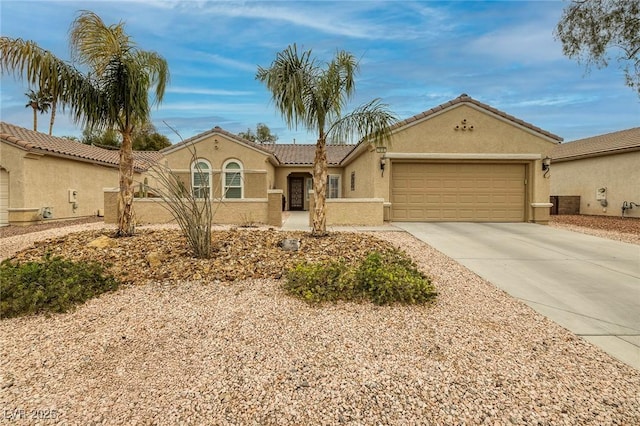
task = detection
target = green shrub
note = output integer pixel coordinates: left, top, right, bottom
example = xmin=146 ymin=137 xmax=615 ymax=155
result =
xmin=355 ymin=251 xmax=436 ymax=305
xmin=0 ymin=254 xmax=119 ymax=319
xmin=284 ymin=250 xmax=436 ymax=305
xmin=283 ymin=259 xmax=357 ymax=303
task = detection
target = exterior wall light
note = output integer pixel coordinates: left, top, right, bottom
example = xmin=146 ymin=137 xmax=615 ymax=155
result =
xmin=376 ymin=146 xmax=388 ymax=176
xmin=542 ymin=156 xmax=551 ymax=178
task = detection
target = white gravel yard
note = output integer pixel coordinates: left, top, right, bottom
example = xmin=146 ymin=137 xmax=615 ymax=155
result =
xmin=1 ymin=225 xmax=639 ymax=424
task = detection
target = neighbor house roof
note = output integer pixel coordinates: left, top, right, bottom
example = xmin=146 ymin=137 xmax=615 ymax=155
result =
xmin=552 ymin=127 xmax=640 ymax=162
xmin=0 ymin=122 xmax=163 ymax=171
xmin=391 ymin=93 xmax=563 ymax=143
xmin=271 ymin=144 xmax=355 ymax=165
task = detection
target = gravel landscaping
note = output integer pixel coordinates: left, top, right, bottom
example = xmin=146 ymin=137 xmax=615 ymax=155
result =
xmin=549 ymin=214 xmax=640 ymax=245
xmin=1 ymin=218 xmax=639 ymax=424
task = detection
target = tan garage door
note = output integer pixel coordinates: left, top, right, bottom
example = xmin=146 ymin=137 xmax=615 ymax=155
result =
xmin=0 ymin=169 xmax=8 ymax=227
xmin=391 ymin=163 xmax=525 ymax=222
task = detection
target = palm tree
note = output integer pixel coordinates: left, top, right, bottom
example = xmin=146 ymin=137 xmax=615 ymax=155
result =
xmin=1 ymin=11 xmax=169 ymax=236
xmin=24 ymin=89 xmax=51 ymax=131
xmin=257 ymin=44 xmax=397 ymax=236
xmin=47 ymin=85 xmax=58 ymax=135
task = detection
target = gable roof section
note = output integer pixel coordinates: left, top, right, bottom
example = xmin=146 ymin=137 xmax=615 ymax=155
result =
xmin=552 ymin=127 xmax=640 ymax=162
xmin=391 ymin=94 xmax=563 ymax=143
xmin=341 ymin=94 xmax=563 ymax=166
xmin=0 ymin=122 xmax=163 ymax=171
xmin=161 ymin=125 xmax=274 ymax=157
xmin=271 ymin=144 xmax=355 ymax=165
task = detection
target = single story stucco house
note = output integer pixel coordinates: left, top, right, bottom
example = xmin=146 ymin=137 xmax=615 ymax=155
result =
xmin=551 ymin=127 xmax=640 ymax=218
xmin=0 ymin=122 xmax=160 ymax=226
xmin=2 ymin=94 xmax=562 ymax=227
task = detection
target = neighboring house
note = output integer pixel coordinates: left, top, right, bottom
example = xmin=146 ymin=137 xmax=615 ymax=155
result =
xmin=0 ymin=122 xmax=160 ymax=226
xmin=551 ymin=127 xmax=640 ymax=218
xmin=1 ymin=94 xmax=562 ymax=227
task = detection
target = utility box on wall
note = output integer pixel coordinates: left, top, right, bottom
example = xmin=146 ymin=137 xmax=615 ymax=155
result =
xmin=68 ymin=189 xmax=78 ymax=203
xmin=550 ymin=196 xmax=580 ymax=215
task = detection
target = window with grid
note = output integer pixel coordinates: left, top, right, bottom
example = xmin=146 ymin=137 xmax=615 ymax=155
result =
xmin=224 ymin=161 xmax=243 ymax=199
xmin=326 ymin=175 xmax=340 ymax=199
xmin=191 ymin=160 xmax=211 ymax=198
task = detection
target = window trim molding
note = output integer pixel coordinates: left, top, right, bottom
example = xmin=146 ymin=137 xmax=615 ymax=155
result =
xmin=190 ymin=158 xmax=212 ymax=199
xmin=222 ymin=159 xmax=244 ymax=199
xmin=327 ymin=174 xmax=341 ymax=199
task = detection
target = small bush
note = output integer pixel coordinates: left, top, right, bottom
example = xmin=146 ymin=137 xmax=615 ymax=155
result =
xmin=355 ymin=251 xmax=435 ymax=305
xmin=284 ymin=250 xmax=436 ymax=305
xmin=0 ymin=254 xmax=119 ymax=319
xmin=283 ymin=260 xmax=356 ymax=303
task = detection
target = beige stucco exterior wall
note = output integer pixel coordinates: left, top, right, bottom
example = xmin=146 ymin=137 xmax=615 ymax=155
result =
xmin=342 ymin=104 xmax=557 ymax=222
xmin=160 ymin=133 xmax=275 ymax=200
xmin=105 ymin=189 xmax=283 ymax=227
xmin=308 ymin=195 xmax=385 ymax=226
xmin=164 ymin=134 xmax=273 ymax=173
xmin=132 ymin=198 xmax=270 ymax=225
xmin=551 ymin=151 xmax=640 ymax=218
xmin=1 ymin=141 xmax=121 ymax=224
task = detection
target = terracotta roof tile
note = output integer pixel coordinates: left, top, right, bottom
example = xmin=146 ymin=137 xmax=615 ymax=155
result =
xmin=391 ymin=93 xmax=563 ymax=142
xmin=0 ymin=122 xmax=163 ymax=171
xmin=271 ymin=144 xmax=355 ymax=165
xmin=552 ymin=127 xmax=640 ymax=161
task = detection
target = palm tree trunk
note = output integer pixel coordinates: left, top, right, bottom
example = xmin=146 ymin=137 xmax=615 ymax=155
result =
xmin=48 ymin=99 xmax=56 ymax=135
xmin=31 ymin=103 xmax=37 ymax=131
xmin=117 ymin=128 xmax=136 ymax=236
xmin=312 ymin=137 xmax=328 ymax=236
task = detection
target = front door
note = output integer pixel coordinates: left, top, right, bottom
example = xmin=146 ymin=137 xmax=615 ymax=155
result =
xmin=289 ymin=177 xmax=304 ymax=210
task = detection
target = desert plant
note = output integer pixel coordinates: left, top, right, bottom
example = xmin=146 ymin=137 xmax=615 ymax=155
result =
xmin=355 ymin=250 xmax=436 ymax=305
xmin=0 ymin=254 xmax=119 ymax=319
xmin=141 ymin=124 xmax=219 ymax=258
xmin=145 ymin=158 xmax=213 ymax=258
xmin=283 ymin=260 xmax=355 ymax=303
xmin=284 ymin=249 xmax=436 ymax=305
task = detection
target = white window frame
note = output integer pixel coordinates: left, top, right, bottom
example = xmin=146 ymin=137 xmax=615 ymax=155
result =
xmin=326 ymin=174 xmax=341 ymax=199
xmin=223 ymin=159 xmax=243 ymax=199
xmin=305 ymin=177 xmax=313 ymax=201
xmin=191 ymin=159 xmax=212 ymax=199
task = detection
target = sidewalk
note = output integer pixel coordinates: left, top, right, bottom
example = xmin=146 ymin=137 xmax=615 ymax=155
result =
xmin=281 ymin=211 xmax=401 ymax=232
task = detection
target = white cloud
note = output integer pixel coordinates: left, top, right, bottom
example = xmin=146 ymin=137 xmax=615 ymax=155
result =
xmin=469 ymin=22 xmax=564 ymax=65
xmin=166 ymin=87 xmax=255 ymax=96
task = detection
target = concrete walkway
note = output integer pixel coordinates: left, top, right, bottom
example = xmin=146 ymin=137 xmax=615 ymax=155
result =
xmin=395 ymin=222 xmax=640 ymax=370
xmin=281 ymin=211 xmax=399 ymax=232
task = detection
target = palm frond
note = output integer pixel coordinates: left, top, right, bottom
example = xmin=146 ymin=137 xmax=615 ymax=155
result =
xmin=327 ymin=98 xmax=398 ymax=146
xmin=256 ymin=43 xmax=318 ymax=130
xmin=69 ymin=10 xmax=132 ymax=76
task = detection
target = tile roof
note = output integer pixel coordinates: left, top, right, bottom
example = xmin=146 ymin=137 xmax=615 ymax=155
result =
xmin=271 ymin=144 xmax=355 ymax=165
xmin=391 ymin=93 xmax=564 ymax=142
xmin=552 ymin=127 xmax=640 ymax=161
xmin=0 ymin=122 xmax=163 ymax=171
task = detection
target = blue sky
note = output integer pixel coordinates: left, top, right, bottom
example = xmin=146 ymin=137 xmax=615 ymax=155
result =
xmin=1 ymin=0 xmax=638 ymax=144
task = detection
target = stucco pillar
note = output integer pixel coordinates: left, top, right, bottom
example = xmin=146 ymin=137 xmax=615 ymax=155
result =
xmin=103 ymin=188 xmax=119 ymax=224
xmin=267 ymin=189 xmax=284 ymax=227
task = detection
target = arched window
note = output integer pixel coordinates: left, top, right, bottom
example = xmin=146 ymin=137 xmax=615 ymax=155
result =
xmin=223 ymin=160 xmax=243 ymax=199
xmin=191 ymin=159 xmax=211 ymax=198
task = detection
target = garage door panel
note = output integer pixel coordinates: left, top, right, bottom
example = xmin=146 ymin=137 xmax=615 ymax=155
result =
xmin=391 ymin=163 xmax=525 ymax=222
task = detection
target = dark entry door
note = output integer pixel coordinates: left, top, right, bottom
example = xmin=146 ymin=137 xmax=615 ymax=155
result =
xmin=289 ymin=177 xmax=304 ymax=210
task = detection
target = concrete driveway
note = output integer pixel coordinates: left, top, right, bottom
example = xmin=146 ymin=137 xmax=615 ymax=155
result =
xmin=394 ymin=222 xmax=640 ymax=369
